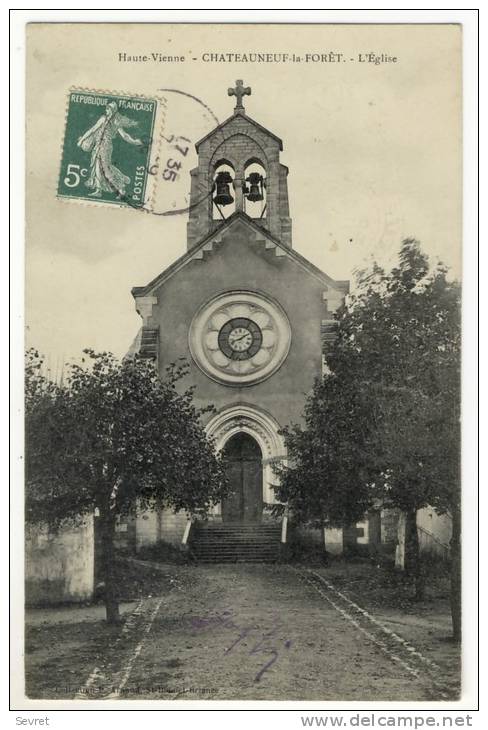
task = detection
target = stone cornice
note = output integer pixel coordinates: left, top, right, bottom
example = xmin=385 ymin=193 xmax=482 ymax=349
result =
xmin=131 ymin=213 xmax=349 ymax=299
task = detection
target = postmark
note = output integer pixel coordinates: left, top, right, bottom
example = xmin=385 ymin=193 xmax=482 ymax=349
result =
xmin=57 ymin=89 xmax=166 ymax=210
xmin=151 ymin=88 xmax=221 ymax=217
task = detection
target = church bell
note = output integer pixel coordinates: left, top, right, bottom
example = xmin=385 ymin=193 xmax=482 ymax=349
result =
xmin=213 ymin=171 xmax=234 ymax=206
xmin=245 ymin=172 xmax=265 ymax=202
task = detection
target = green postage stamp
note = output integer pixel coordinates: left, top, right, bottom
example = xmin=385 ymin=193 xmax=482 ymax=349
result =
xmin=57 ymin=89 xmax=164 ymax=209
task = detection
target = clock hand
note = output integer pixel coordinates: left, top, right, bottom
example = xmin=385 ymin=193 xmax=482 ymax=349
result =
xmin=230 ymin=333 xmax=250 ymax=343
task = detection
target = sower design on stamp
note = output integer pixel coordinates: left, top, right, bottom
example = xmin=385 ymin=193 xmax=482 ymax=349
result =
xmin=57 ymin=90 xmax=161 ymax=209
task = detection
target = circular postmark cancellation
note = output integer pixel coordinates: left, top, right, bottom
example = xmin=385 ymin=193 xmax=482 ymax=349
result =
xmin=57 ymin=87 xmax=225 ymax=217
xmin=151 ymin=88 xmax=221 ymax=217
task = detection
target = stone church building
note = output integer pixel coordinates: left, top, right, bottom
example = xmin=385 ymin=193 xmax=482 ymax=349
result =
xmin=25 ymin=82 xmax=452 ymax=602
xmin=124 ymin=81 xmax=451 ymax=562
xmin=128 ymin=81 xmax=350 ymax=559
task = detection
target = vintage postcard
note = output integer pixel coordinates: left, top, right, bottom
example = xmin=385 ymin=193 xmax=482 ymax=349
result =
xmin=20 ymin=21 xmax=466 ymax=708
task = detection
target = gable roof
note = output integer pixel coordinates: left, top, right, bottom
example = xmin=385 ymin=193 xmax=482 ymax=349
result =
xmin=195 ymin=111 xmax=283 ymax=152
xmin=132 ymin=212 xmax=349 ymax=300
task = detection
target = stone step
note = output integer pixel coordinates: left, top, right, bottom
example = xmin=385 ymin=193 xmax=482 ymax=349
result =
xmin=197 ymin=558 xmax=279 ymax=564
xmin=194 ymin=537 xmax=279 ymax=543
xmin=197 ymin=527 xmax=281 ymax=532
xmin=196 ymin=522 xmax=280 ymax=527
xmin=190 ymin=540 xmax=280 ymax=550
xmin=192 ymin=548 xmax=280 ymax=561
xmin=191 ymin=522 xmax=282 ymax=563
xmin=195 ymin=545 xmax=280 ymax=550
xmin=195 ymin=556 xmax=280 ymax=561
xmin=193 ymin=546 xmax=280 ymax=555
xmin=195 ymin=531 xmax=281 ymax=537
xmin=192 ymin=545 xmax=281 ymax=553
xmin=191 ymin=532 xmax=281 ymax=542
xmin=196 ymin=525 xmax=279 ymax=528
xmin=193 ymin=536 xmax=280 ymax=542
xmin=194 ymin=535 xmax=280 ymax=540
xmin=197 ymin=532 xmax=281 ymax=536
xmin=194 ymin=545 xmax=280 ymax=552
xmin=191 ymin=542 xmax=280 ymax=553
xmin=192 ymin=532 xmax=281 ymax=540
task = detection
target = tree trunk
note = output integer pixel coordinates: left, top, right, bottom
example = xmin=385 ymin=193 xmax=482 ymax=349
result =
xmin=404 ymin=508 xmax=425 ymax=601
xmin=450 ymin=505 xmax=461 ymax=643
xmin=322 ymin=523 xmax=329 ymax=566
xmin=99 ymin=510 xmax=120 ymax=624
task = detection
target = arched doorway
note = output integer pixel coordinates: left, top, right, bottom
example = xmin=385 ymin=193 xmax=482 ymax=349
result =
xmin=221 ymin=433 xmax=263 ymax=523
xmin=205 ymin=403 xmax=286 ymax=518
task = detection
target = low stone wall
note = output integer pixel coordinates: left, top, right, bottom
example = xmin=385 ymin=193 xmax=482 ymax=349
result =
xmin=136 ymin=508 xmax=188 ymax=549
xmin=294 ymin=525 xmax=344 ymax=554
xmin=417 ymin=507 xmax=452 ymax=558
xmin=132 ymin=506 xmax=452 ymax=562
xmin=25 ymin=517 xmax=95 ymax=605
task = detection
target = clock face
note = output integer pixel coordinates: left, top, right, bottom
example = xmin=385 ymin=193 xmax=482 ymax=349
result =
xmin=189 ymin=291 xmax=291 ymax=386
xmin=218 ymin=318 xmax=262 ymax=360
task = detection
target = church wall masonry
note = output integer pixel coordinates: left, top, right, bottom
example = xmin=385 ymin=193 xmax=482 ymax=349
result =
xmin=133 ymin=215 xmax=349 ymax=545
xmin=149 ymin=229 xmax=328 ymax=429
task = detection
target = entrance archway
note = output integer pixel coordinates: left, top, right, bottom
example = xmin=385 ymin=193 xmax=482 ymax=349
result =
xmin=205 ymin=403 xmax=286 ymax=518
xmin=221 ymin=433 xmax=263 ymax=523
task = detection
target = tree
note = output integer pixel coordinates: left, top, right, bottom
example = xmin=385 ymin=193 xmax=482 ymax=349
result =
xmin=342 ymin=242 xmax=461 ymax=616
xmin=374 ymin=383 xmax=460 ymax=609
xmin=276 ymin=240 xmax=461 ymax=637
xmin=25 ymin=349 xmax=228 ymax=623
xmin=273 ymin=374 xmax=378 ymax=549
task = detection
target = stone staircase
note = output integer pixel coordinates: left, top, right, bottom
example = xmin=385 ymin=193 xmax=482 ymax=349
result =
xmin=190 ymin=522 xmax=282 ymax=563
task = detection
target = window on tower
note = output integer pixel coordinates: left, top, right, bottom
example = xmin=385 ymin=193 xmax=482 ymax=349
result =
xmin=212 ymin=160 xmax=236 ymax=219
xmin=244 ymin=159 xmax=267 ymax=220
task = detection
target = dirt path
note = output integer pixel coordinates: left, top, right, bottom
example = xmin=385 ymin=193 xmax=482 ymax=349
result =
xmin=105 ymin=564 xmax=455 ymax=701
xmin=25 ymin=563 xmax=459 ymax=701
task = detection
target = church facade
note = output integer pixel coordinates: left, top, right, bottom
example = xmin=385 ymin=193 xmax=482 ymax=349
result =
xmin=123 ymin=81 xmax=451 ymax=561
xmin=128 ymin=82 xmax=351 ymax=555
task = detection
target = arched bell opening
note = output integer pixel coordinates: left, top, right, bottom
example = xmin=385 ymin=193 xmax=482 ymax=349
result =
xmin=212 ymin=160 xmax=236 ymax=220
xmin=244 ymin=159 xmax=267 ymax=220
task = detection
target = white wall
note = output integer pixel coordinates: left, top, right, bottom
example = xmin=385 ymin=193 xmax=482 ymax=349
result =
xmin=25 ymin=517 xmax=94 ymax=604
xmin=135 ymin=510 xmax=159 ymax=549
xmin=324 ymin=527 xmax=343 ymax=555
xmin=417 ymin=507 xmax=452 ymax=557
xmin=135 ymin=508 xmax=188 ymax=548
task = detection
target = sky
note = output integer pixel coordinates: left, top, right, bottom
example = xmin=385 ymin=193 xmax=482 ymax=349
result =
xmin=25 ymin=23 xmax=462 ymax=367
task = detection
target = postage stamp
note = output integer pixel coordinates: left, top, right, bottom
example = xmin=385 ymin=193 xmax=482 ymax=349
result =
xmin=57 ymin=89 xmax=165 ymax=210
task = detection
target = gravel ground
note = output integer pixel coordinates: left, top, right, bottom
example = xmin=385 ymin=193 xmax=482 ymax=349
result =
xmin=25 ymin=562 xmax=460 ymax=702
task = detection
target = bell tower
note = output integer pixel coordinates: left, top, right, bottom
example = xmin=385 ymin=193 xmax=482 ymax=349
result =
xmin=186 ymin=80 xmax=292 ymax=249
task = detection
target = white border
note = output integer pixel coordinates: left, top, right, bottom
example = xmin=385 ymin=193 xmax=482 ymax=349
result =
xmin=9 ymin=5 xmax=479 ymax=722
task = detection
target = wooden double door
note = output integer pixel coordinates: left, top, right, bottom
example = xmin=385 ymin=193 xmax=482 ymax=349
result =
xmin=221 ymin=433 xmax=263 ymax=523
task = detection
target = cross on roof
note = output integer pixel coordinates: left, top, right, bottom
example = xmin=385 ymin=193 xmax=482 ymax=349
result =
xmin=228 ymin=79 xmax=251 ymax=112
